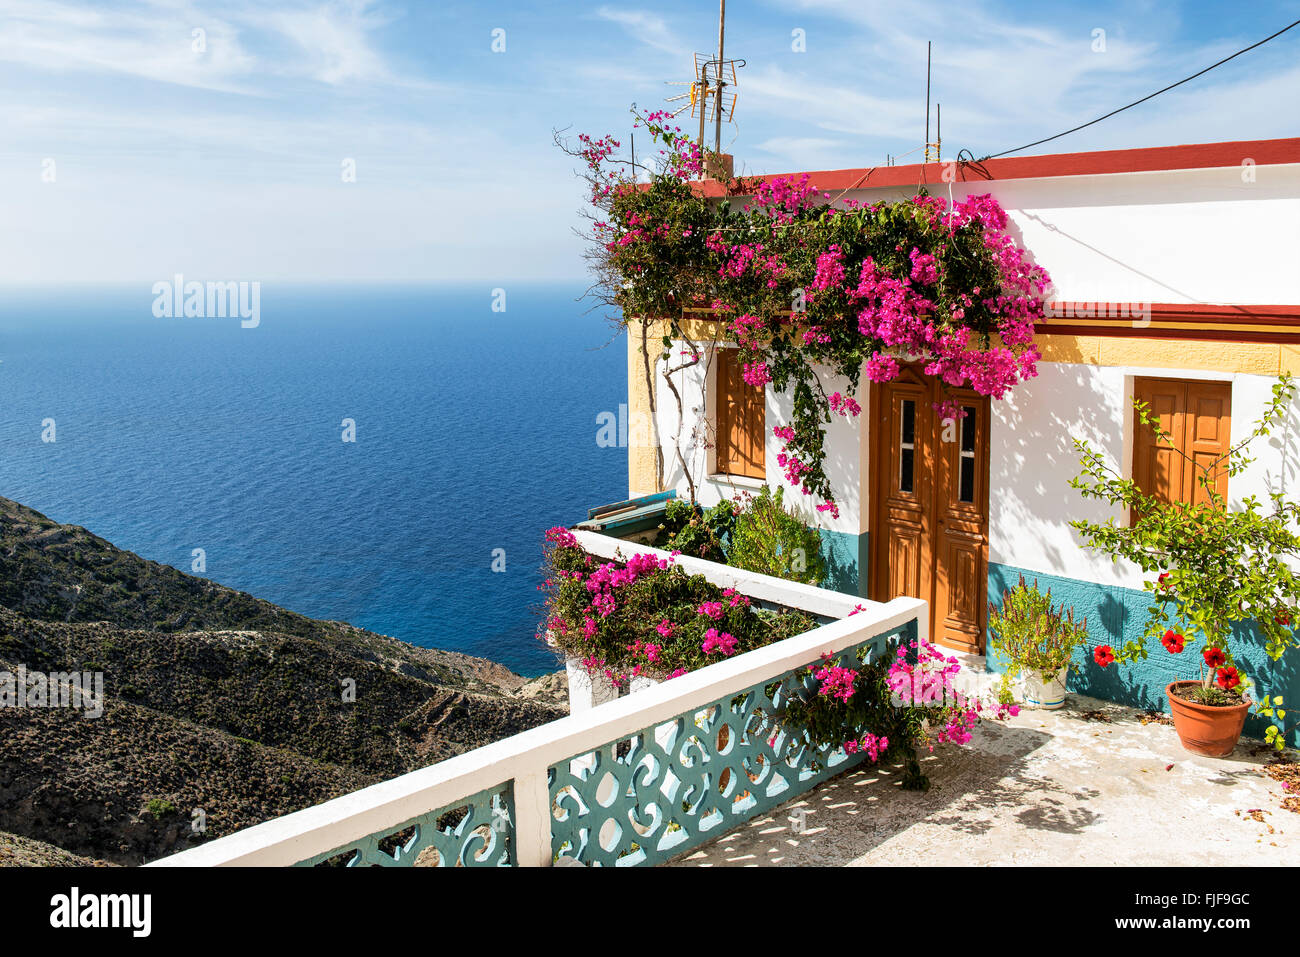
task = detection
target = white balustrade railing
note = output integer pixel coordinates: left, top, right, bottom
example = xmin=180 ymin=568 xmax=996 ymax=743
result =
xmin=149 ymin=534 xmax=924 ymax=867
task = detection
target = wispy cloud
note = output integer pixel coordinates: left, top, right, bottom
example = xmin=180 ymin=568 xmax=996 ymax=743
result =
xmin=0 ymin=0 xmax=427 ymax=93
xmin=255 ymin=0 xmax=395 ymax=85
xmin=737 ymin=0 xmax=1293 ymax=167
xmin=594 ymin=6 xmax=681 ymax=56
xmin=0 ymin=0 xmax=1296 ymax=281
xmin=746 ymin=135 xmax=848 ymax=173
xmin=0 ymin=0 xmax=258 ymax=93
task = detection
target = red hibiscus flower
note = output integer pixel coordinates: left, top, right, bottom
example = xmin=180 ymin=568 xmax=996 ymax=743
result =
xmin=1203 ymin=647 xmax=1227 ymax=668
xmin=1157 ymin=572 xmax=1171 ymax=589
xmin=1276 ymin=612 xmax=1292 ymax=627
xmin=1161 ymin=630 xmax=1185 ymax=653
xmin=1093 ymin=645 xmax=1116 ymax=668
xmin=1216 ymin=666 xmax=1240 ymax=691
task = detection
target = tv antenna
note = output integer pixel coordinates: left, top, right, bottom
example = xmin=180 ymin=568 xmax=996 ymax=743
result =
xmin=925 ymin=40 xmax=941 ymax=162
xmin=663 ymin=1 xmax=745 ymax=154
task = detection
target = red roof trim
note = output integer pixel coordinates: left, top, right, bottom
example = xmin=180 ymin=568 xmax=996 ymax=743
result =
xmin=695 ymin=137 xmax=1300 ymax=197
xmin=1036 ymin=302 xmax=1300 ymax=344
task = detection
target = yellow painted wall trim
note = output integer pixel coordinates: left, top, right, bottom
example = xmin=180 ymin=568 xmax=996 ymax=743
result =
xmin=1039 ymin=334 xmax=1294 ymax=376
xmin=627 ymin=320 xmax=664 ymax=497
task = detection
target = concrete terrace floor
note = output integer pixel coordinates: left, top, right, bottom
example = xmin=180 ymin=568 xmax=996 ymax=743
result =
xmin=671 ymin=693 xmax=1298 ymax=867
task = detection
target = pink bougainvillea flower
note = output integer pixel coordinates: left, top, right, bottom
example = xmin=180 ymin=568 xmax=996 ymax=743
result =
xmin=827 ymin=392 xmax=862 ymax=418
xmin=544 ymin=526 xmax=578 ymax=549
xmin=813 ymin=662 xmax=858 ymax=703
xmin=742 ymin=362 xmax=772 ymax=388
xmin=722 ymin=587 xmax=750 ymax=608
xmin=702 ymin=628 xmax=738 ymax=656
xmin=696 ymin=601 xmax=725 ymax=620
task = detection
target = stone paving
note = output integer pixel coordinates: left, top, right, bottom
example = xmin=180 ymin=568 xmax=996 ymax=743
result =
xmin=673 ymin=693 xmax=1297 ymax=866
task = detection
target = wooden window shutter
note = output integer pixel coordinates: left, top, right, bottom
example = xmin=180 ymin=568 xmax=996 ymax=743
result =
xmin=715 ymin=349 xmax=766 ymax=479
xmin=1182 ymin=380 xmax=1231 ymax=505
xmin=1132 ymin=377 xmax=1230 ymax=515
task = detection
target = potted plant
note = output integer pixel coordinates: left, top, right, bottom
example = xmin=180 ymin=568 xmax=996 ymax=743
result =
xmin=1071 ymin=374 xmax=1300 ymax=755
xmin=988 ymin=576 xmax=1089 ymax=709
xmin=1163 ymin=641 xmax=1252 ymax=757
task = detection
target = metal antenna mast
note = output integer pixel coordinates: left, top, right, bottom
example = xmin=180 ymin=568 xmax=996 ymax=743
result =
xmin=663 ymin=5 xmax=744 ymax=163
xmin=714 ymin=0 xmax=726 ymax=155
xmin=925 ymin=41 xmax=931 ymax=160
xmin=924 ymin=41 xmax=941 ymax=162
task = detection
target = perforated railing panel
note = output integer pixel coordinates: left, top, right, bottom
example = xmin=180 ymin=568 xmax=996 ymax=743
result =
xmin=548 ymin=620 xmax=913 ymax=866
xmin=294 ymin=783 xmax=514 ymax=867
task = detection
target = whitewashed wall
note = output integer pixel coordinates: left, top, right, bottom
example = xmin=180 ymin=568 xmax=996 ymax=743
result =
xmin=990 ymin=363 xmax=1300 ymax=589
xmin=653 ymin=161 xmax=1300 ymax=556
xmin=836 ymin=163 xmax=1300 ymax=307
xmin=653 ymin=343 xmax=868 ymax=537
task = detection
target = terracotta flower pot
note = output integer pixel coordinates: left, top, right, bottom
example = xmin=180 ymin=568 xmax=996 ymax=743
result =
xmin=1165 ymin=681 xmax=1250 ymax=757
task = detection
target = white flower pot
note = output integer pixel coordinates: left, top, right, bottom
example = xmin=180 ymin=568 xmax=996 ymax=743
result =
xmin=629 ymin=675 xmax=678 ymax=749
xmin=565 ymin=657 xmax=619 ymax=714
xmin=1022 ymin=666 xmax=1069 ymax=710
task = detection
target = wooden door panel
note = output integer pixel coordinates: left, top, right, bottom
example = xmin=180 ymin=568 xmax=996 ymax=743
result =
xmin=871 ymin=368 xmax=934 ymax=610
xmin=933 ymin=395 xmax=989 ymax=653
xmin=871 ymin=369 xmax=989 ymax=653
xmin=1185 ymin=382 xmax=1230 ymax=504
xmin=888 ymin=528 xmax=925 ymax=599
xmin=936 ymin=536 xmax=984 ymax=650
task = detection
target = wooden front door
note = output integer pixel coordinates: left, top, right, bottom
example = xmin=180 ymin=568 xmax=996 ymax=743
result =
xmin=869 ymin=365 xmax=991 ymax=653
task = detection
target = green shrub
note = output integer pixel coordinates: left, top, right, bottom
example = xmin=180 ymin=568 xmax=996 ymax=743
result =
xmin=988 ymin=575 xmax=1088 ymax=701
xmin=726 ymin=486 xmax=825 ymax=585
xmin=656 ymin=498 xmax=735 ymax=562
xmin=143 ymin=798 xmax=177 ymax=820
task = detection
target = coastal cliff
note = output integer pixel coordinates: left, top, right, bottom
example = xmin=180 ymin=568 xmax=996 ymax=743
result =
xmin=0 ymin=497 xmax=566 ymax=865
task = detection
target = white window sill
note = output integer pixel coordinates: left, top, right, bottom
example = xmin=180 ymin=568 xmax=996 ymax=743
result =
xmin=707 ymin=472 xmax=767 ymax=491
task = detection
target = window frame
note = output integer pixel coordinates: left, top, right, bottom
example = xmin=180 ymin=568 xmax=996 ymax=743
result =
xmin=712 ymin=346 xmax=767 ymax=481
xmin=1130 ymin=375 xmax=1232 ymax=523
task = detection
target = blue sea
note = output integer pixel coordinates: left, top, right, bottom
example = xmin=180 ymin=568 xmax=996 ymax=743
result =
xmin=0 ymin=284 xmax=627 ymax=676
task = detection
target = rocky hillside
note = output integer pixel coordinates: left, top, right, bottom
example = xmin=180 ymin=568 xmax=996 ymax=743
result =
xmin=0 ymin=497 xmax=566 ymax=865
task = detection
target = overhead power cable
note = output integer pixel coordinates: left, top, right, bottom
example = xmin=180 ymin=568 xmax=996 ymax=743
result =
xmin=978 ymin=17 xmax=1300 ymax=161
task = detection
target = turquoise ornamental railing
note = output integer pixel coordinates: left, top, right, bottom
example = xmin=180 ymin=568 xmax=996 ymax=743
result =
xmin=296 ymin=783 xmax=515 ymax=867
xmin=147 ymin=561 xmax=926 ymax=868
xmin=549 ymin=621 xmax=914 ymax=866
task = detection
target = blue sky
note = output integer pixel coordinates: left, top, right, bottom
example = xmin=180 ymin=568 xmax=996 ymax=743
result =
xmin=2 ymin=0 xmax=1298 ymax=282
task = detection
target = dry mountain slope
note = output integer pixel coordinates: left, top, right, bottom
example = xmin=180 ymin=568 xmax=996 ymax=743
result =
xmin=0 ymin=497 xmax=566 ymax=865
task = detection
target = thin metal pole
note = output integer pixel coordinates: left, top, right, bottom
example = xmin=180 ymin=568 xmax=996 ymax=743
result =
xmin=925 ymin=41 xmax=931 ymax=161
xmin=714 ymin=0 xmax=726 ymax=156
xmin=936 ymin=103 xmax=941 ymax=161
xmin=697 ymin=64 xmax=707 ymax=150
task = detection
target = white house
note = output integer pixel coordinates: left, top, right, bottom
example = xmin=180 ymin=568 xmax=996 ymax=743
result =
xmin=625 ymin=136 xmax=1300 ymax=724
